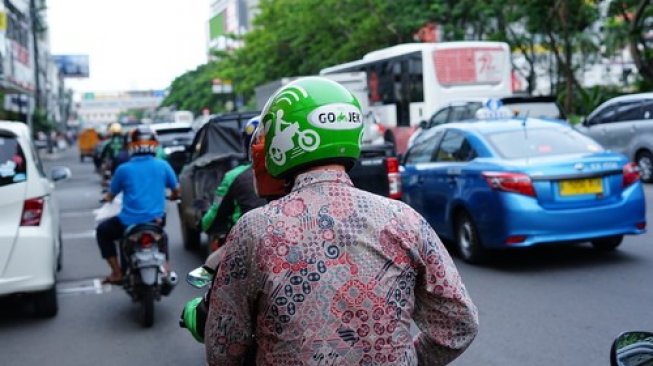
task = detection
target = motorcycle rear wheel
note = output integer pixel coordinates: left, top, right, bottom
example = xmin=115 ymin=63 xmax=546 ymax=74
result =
xmin=140 ymin=286 xmax=155 ymax=328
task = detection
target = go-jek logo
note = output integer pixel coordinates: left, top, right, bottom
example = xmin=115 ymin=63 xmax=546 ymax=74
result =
xmin=308 ymin=103 xmax=362 ymax=130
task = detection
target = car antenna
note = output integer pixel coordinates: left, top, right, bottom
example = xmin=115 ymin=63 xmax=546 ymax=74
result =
xmin=521 ymin=110 xmax=530 ymax=138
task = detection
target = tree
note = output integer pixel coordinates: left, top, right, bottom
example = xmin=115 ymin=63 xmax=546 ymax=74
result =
xmin=160 ymin=62 xmax=234 ymax=115
xmin=212 ymin=0 xmax=433 ymax=97
xmin=607 ymin=0 xmax=653 ymax=85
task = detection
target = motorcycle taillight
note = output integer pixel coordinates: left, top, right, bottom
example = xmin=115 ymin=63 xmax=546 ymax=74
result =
xmin=139 ymin=233 xmax=155 ymax=248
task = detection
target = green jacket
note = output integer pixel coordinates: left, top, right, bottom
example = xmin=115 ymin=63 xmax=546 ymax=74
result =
xmin=201 ymin=164 xmax=266 ymax=235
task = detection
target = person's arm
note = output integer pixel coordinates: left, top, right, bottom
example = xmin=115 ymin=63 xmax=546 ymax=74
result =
xmin=412 ymin=214 xmax=479 ymax=365
xmin=109 ymin=166 xmax=124 ymax=198
xmin=162 ymin=160 xmax=180 ymax=199
xmin=201 ymin=174 xmax=236 ymax=234
xmin=204 ymin=213 xmax=261 ymax=365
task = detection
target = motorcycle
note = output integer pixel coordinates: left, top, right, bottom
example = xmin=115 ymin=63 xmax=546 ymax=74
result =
xmin=611 ymin=331 xmax=653 ymax=366
xmin=120 ymin=222 xmax=178 ymax=327
xmin=95 ymin=197 xmax=178 ymax=328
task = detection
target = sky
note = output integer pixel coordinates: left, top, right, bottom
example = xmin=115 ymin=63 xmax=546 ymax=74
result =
xmin=47 ymin=0 xmax=209 ymax=93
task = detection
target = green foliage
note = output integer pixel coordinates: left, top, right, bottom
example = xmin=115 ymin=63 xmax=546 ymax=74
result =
xmin=160 ymin=62 xmax=235 ymax=115
xmin=213 ymin=0 xmax=432 ymax=94
xmin=163 ymin=0 xmax=651 ymax=115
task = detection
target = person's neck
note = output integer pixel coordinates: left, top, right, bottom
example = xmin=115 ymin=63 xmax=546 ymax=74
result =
xmin=305 ymin=164 xmax=346 ymax=173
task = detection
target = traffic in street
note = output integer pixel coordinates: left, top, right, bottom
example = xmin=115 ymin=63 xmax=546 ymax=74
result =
xmin=0 ymin=146 xmax=650 ymax=365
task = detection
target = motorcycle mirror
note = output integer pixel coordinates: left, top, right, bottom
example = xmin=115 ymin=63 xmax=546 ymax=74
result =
xmin=186 ymin=266 xmax=215 ymax=289
xmin=610 ymin=331 xmax=653 ymax=366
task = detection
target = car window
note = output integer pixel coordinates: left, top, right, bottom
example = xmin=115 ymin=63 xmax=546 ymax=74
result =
xmin=405 ymin=129 xmax=443 ymax=164
xmin=642 ymin=100 xmax=653 ymax=119
xmin=428 ymin=108 xmax=450 ymax=128
xmin=0 ymin=134 xmax=28 ymax=186
xmin=588 ymin=105 xmax=617 ymax=125
xmin=592 ymin=101 xmax=641 ymax=125
xmin=615 ymin=102 xmax=645 ymax=122
xmin=433 ymin=130 xmax=475 ymax=162
xmin=484 ymin=127 xmax=603 ymax=159
xmin=449 ymin=106 xmax=471 ymax=123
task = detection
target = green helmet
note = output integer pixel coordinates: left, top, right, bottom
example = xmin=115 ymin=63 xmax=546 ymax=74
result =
xmin=261 ymin=77 xmax=363 ymax=178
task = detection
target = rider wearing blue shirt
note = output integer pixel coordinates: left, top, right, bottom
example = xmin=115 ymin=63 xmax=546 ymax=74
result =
xmin=96 ymin=126 xmax=180 ymax=284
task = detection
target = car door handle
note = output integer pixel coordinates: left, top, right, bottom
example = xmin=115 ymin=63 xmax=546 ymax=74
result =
xmin=417 ymin=175 xmax=425 ymax=184
xmin=447 ymin=175 xmax=457 ymax=184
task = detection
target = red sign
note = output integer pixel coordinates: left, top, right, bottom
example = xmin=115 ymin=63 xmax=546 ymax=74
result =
xmin=433 ymin=47 xmax=505 ymax=86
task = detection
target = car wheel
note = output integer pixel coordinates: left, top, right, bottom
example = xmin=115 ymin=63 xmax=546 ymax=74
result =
xmin=636 ymin=151 xmax=653 ymax=183
xmin=591 ymin=236 xmax=623 ymax=251
xmin=179 ymin=204 xmax=200 ymax=251
xmin=455 ymin=211 xmax=487 ymax=264
xmin=33 ymin=285 xmax=58 ymax=318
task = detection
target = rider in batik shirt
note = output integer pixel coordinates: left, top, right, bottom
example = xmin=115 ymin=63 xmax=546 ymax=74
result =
xmin=204 ymin=77 xmax=478 ymax=366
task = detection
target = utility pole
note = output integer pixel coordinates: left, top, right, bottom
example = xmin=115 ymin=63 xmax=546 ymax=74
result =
xmin=29 ymin=0 xmax=41 ymax=131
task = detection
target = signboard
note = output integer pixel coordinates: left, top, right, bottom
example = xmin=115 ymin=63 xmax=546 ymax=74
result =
xmin=433 ymin=47 xmax=505 ymax=86
xmin=52 ymin=54 xmax=90 ymax=78
xmin=212 ymin=79 xmax=233 ymax=94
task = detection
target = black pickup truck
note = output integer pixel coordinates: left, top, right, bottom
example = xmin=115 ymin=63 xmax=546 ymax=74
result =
xmin=349 ymin=142 xmax=401 ymax=199
xmin=177 ymin=112 xmax=401 ymax=252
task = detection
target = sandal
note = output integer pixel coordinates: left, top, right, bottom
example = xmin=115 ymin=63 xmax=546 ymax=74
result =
xmin=101 ymin=276 xmax=124 ymax=285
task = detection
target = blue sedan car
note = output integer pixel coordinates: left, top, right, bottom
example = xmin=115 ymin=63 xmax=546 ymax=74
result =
xmin=401 ymin=118 xmax=646 ymax=263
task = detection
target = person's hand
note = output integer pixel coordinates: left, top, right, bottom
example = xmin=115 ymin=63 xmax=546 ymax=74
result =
xmin=101 ymin=192 xmax=113 ymax=203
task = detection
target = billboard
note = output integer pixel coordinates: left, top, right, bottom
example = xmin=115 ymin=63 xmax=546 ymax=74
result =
xmin=52 ymin=54 xmax=90 ymax=78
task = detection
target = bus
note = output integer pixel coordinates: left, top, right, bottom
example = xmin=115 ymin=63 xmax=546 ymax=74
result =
xmin=319 ymin=41 xmax=513 ymax=128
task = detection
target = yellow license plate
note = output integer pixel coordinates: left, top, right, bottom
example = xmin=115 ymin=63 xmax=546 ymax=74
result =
xmin=559 ymin=178 xmax=603 ymax=196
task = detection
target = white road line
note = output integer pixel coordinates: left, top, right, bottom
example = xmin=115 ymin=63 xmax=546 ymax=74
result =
xmin=61 ymin=211 xmax=96 ymax=218
xmin=58 ymin=278 xmax=113 ymax=295
xmin=62 ymin=230 xmax=96 ymax=240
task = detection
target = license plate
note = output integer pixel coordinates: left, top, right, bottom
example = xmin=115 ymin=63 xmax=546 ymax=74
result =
xmin=559 ymin=178 xmax=603 ymax=196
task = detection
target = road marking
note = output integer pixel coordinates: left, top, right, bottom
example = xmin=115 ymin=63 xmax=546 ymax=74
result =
xmin=61 ymin=211 xmax=96 ymax=218
xmin=57 ymin=278 xmax=113 ymax=295
xmin=62 ymin=230 xmax=96 ymax=240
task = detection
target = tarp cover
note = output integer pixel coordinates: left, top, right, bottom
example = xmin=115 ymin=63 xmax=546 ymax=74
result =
xmin=187 ymin=119 xmax=248 ymax=212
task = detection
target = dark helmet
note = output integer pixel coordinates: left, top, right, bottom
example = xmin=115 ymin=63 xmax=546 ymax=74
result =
xmin=127 ymin=125 xmax=159 ymax=155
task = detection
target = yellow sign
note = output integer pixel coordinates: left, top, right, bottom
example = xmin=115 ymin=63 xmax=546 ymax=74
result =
xmin=559 ymin=178 xmax=603 ymax=196
xmin=0 ymin=12 xmax=7 ymax=31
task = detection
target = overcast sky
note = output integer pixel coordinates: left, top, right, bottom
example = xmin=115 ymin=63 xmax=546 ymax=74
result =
xmin=47 ymin=0 xmax=209 ymax=93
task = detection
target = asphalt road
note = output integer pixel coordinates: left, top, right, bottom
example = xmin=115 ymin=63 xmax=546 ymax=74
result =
xmin=1 ymin=147 xmax=652 ymax=366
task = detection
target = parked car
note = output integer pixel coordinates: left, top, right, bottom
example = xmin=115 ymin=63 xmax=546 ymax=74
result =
xmin=401 ymin=118 xmax=646 ymax=263
xmin=576 ymin=93 xmax=653 ymax=182
xmin=408 ymin=96 xmax=567 ymax=149
xmin=177 ymin=111 xmax=259 ymax=252
xmin=0 ymin=121 xmax=71 ymax=317
xmin=149 ymin=121 xmax=195 ymax=175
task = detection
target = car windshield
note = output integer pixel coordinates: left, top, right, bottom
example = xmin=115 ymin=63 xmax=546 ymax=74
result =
xmin=503 ymin=102 xmax=563 ymax=119
xmin=484 ymin=126 xmax=603 ymax=159
xmin=0 ymin=134 xmax=27 ymax=187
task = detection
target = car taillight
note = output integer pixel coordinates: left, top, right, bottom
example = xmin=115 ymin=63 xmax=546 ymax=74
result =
xmin=21 ymin=197 xmax=44 ymax=226
xmin=623 ymin=162 xmax=640 ymax=188
xmin=139 ymin=233 xmax=155 ymax=248
xmin=386 ymin=157 xmax=402 ymax=200
xmin=506 ymin=235 xmax=526 ymax=245
xmin=483 ymin=172 xmax=536 ymax=197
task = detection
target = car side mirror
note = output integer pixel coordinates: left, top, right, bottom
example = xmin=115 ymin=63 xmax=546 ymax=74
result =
xmin=581 ymin=117 xmax=591 ymax=127
xmin=50 ymin=166 xmax=71 ymax=182
xmin=610 ymin=331 xmax=653 ymax=366
xmin=419 ymin=120 xmax=428 ymax=129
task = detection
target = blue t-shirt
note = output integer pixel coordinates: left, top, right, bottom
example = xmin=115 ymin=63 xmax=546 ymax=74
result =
xmin=110 ymin=155 xmax=178 ymax=225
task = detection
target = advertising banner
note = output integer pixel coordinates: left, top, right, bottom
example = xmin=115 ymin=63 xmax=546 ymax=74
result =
xmin=52 ymin=54 xmax=90 ymax=78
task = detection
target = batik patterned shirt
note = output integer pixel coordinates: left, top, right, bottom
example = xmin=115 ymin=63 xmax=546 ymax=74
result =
xmin=205 ymin=170 xmax=479 ymax=366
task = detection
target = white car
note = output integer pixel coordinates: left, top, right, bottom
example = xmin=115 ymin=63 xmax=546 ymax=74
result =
xmin=0 ymin=121 xmax=70 ymax=317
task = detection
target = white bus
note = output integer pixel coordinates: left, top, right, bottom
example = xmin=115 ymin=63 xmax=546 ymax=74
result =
xmin=320 ymin=41 xmax=513 ymax=127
